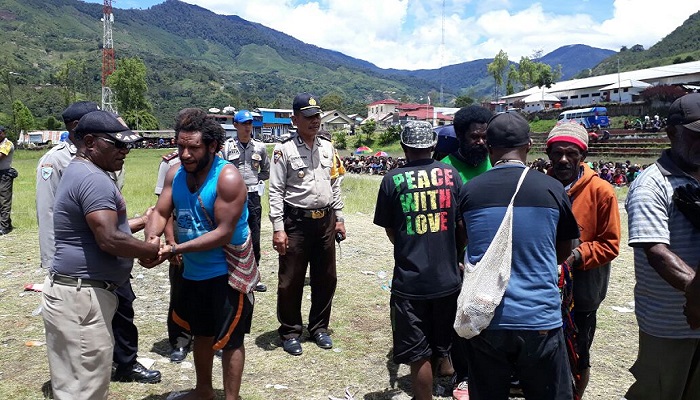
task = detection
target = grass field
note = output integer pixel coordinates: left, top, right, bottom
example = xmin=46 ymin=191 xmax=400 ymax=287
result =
xmin=0 ymin=148 xmax=641 ymax=399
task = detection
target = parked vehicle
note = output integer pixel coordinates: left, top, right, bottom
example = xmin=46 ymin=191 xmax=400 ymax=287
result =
xmin=557 ymin=106 xmax=609 ymax=129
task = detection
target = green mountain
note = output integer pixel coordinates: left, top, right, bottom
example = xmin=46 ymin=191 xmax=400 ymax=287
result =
xmin=0 ymin=0 xmax=684 ymax=128
xmin=581 ymin=10 xmax=700 ymax=77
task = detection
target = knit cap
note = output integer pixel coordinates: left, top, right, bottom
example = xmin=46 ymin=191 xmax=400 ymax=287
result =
xmin=546 ymin=121 xmax=589 ymax=151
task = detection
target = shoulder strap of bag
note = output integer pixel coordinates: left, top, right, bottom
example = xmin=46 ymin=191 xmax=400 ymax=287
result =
xmin=508 ymin=167 xmax=529 ymax=207
xmin=197 ymin=195 xmax=216 ymax=230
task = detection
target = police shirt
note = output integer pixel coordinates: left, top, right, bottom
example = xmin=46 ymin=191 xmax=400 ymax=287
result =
xmin=268 ymin=133 xmax=344 ymax=232
xmin=155 ymin=150 xmax=180 ymax=196
xmin=221 ymin=137 xmax=270 ymax=189
xmin=36 ymin=140 xmax=77 ymax=270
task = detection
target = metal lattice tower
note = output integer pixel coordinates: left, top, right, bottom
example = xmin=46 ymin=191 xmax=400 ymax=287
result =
xmin=101 ymin=0 xmax=117 ymax=113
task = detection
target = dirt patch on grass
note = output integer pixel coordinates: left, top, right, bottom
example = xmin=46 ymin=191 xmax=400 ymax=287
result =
xmin=0 ymin=176 xmax=638 ymax=399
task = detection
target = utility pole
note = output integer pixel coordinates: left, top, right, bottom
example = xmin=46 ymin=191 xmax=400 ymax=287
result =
xmin=617 ymin=58 xmax=622 ymax=103
xmin=101 ymin=0 xmax=117 ymax=113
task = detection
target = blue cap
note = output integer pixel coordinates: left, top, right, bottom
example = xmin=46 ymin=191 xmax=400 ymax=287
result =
xmin=234 ymin=110 xmax=253 ymax=123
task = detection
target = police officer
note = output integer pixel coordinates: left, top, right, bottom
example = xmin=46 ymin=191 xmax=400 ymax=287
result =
xmin=37 ymin=101 xmax=99 ymax=269
xmin=0 ymin=125 xmax=15 ymax=235
xmin=268 ymin=93 xmax=346 ymax=356
xmin=222 ymin=109 xmax=270 ymax=293
xmin=36 ymin=102 xmax=160 ymax=383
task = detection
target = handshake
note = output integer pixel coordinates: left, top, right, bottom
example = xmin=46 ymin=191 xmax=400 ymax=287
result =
xmin=138 ymin=239 xmax=181 ymax=269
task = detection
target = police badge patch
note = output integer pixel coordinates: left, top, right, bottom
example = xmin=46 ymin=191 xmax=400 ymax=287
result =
xmin=273 ymin=150 xmax=283 ymax=164
xmin=41 ymin=166 xmax=54 ymax=180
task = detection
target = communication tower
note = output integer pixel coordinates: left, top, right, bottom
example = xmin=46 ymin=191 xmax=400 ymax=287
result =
xmin=101 ymin=0 xmax=117 ymax=113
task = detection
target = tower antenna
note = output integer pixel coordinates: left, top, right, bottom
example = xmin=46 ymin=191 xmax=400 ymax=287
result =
xmin=101 ymin=0 xmax=117 ymax=113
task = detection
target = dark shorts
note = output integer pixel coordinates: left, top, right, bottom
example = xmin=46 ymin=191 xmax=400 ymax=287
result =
xmin=574 ymin=310 xmax=597 ymax=369
xmin=173 ymin=274 xmax=253 ymax=350
xmin=390 ymin=292 xmax=458 ymax=365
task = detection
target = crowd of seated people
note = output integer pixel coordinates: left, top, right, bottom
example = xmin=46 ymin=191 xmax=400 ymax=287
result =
xmin=343 ymin=155 xmax=405 ymax=175
xmin=527 ymin=157 xmax=646 ymax=188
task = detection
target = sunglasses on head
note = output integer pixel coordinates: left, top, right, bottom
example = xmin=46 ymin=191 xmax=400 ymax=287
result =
xmin=95 ymin=135 xmax=134 ymax=150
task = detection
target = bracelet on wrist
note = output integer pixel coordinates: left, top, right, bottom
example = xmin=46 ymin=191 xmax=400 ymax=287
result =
xmin=171 ymin=243 xmax=177 ymax=254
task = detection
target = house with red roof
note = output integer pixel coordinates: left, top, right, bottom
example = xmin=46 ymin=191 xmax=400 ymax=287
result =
xmin=365 ymin=99 xmax=456 ymax=127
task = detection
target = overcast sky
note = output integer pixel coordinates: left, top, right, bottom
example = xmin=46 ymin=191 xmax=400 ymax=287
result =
xmin=95 ymin=0 xmax=699 ymax=70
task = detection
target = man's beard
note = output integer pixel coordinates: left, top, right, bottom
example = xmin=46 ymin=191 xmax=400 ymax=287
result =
xmin=458 ymin=144 xmax=488 ymax=167
xmin=192 ymin=151 xmax=211 ymax=174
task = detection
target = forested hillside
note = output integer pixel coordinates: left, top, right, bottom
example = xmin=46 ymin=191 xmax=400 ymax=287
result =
xmin=0 ymin=0 xmax=693 ymax=128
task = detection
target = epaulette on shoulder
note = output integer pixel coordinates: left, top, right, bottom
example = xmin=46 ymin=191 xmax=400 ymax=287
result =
xmin=318 ymin=135 xmax=331 ymax=142
xmin=281 ymin=136 xmax=294 ymax=144
xmin=162 ymin=150 xmax=179 ymax=161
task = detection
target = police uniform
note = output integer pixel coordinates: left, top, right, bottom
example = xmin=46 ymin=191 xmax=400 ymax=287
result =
xmin=222 ymin=136 xmax=270 ymax=264
xmin=37 ymin=139 xmax=78 ymax=269
xmin=268 ymin=133 xmax=344 ymax=341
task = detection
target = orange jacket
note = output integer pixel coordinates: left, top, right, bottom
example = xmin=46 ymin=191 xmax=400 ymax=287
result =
xmin=566 ymin=163 xmax=621 ymax=270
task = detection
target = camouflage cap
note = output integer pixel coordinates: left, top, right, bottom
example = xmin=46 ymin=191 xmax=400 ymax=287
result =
xmin=400 ymin=121 xmax=437 ymax=149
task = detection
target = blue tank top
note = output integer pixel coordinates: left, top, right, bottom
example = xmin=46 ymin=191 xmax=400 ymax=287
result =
xmin=172 ymin=156 xmax=249 ymax=280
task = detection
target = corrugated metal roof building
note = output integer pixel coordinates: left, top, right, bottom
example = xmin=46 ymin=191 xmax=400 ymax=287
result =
xmin=500 ymin=60 xmax=700 ymax=112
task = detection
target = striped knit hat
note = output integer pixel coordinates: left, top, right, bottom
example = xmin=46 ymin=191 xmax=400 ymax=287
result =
xmin=546 ymin=121 xmax=589 ymax=151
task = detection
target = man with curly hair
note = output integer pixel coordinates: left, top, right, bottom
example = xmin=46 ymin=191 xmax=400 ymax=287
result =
xmin=143 ymin=108 xmax=254 ymax=400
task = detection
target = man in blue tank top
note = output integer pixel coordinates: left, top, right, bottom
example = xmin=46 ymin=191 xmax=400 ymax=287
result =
xmin=142 ymin=108 xmax=254 ymax=400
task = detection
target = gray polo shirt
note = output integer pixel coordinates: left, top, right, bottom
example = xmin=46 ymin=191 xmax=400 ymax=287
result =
xmin=626 ymin=150 xmax=700 ymax=338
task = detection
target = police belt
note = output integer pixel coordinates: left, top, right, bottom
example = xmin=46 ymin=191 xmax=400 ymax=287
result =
xmin=50 ymin=273 xmax=118 ymax=292
xmin=284 ymin=204 xmax=332 ymax=219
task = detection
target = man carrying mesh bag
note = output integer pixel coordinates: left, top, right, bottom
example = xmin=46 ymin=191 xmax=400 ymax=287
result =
xmin=456 ymin=111 xmax=580 ymax=400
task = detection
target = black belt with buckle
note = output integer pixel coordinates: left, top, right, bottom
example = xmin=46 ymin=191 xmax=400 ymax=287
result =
xmin=284 ymin=204 xmax=332 ymax=219
xmin=51 ymin=273 xmax=118 ymax=292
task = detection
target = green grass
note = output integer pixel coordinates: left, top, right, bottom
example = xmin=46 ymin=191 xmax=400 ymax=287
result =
xmin=1 ymin=147 xmax=643 ymax=400
xmin=529 ymin=118 xmax=558 ymax=133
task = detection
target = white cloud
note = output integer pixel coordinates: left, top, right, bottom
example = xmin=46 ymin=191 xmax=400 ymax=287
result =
xmin=180 ymin=0 xmax=700 ymax=70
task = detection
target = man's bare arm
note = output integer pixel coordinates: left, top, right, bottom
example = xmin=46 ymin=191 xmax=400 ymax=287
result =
xmin=643 ymin=243 xmax=696 ymax=292
xmin=86 ymin=209 xmax=159 ymax=259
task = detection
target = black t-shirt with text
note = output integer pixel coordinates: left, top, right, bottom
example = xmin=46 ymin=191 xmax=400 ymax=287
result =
xmin=374 ymin=159 xmax=463 ymax=300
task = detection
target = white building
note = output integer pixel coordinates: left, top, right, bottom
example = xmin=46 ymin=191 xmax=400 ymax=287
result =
xmin=500 ymin=60 xmax=700 ymax=112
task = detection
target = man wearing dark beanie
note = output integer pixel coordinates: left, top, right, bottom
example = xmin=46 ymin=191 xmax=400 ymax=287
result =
xmin=37 ymin=103 xmax=161 ymax=385
xmin=458 ymin=111 xmax=579 ymax=399
xmin=546 ymin=121 xmax=621 ymax=398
